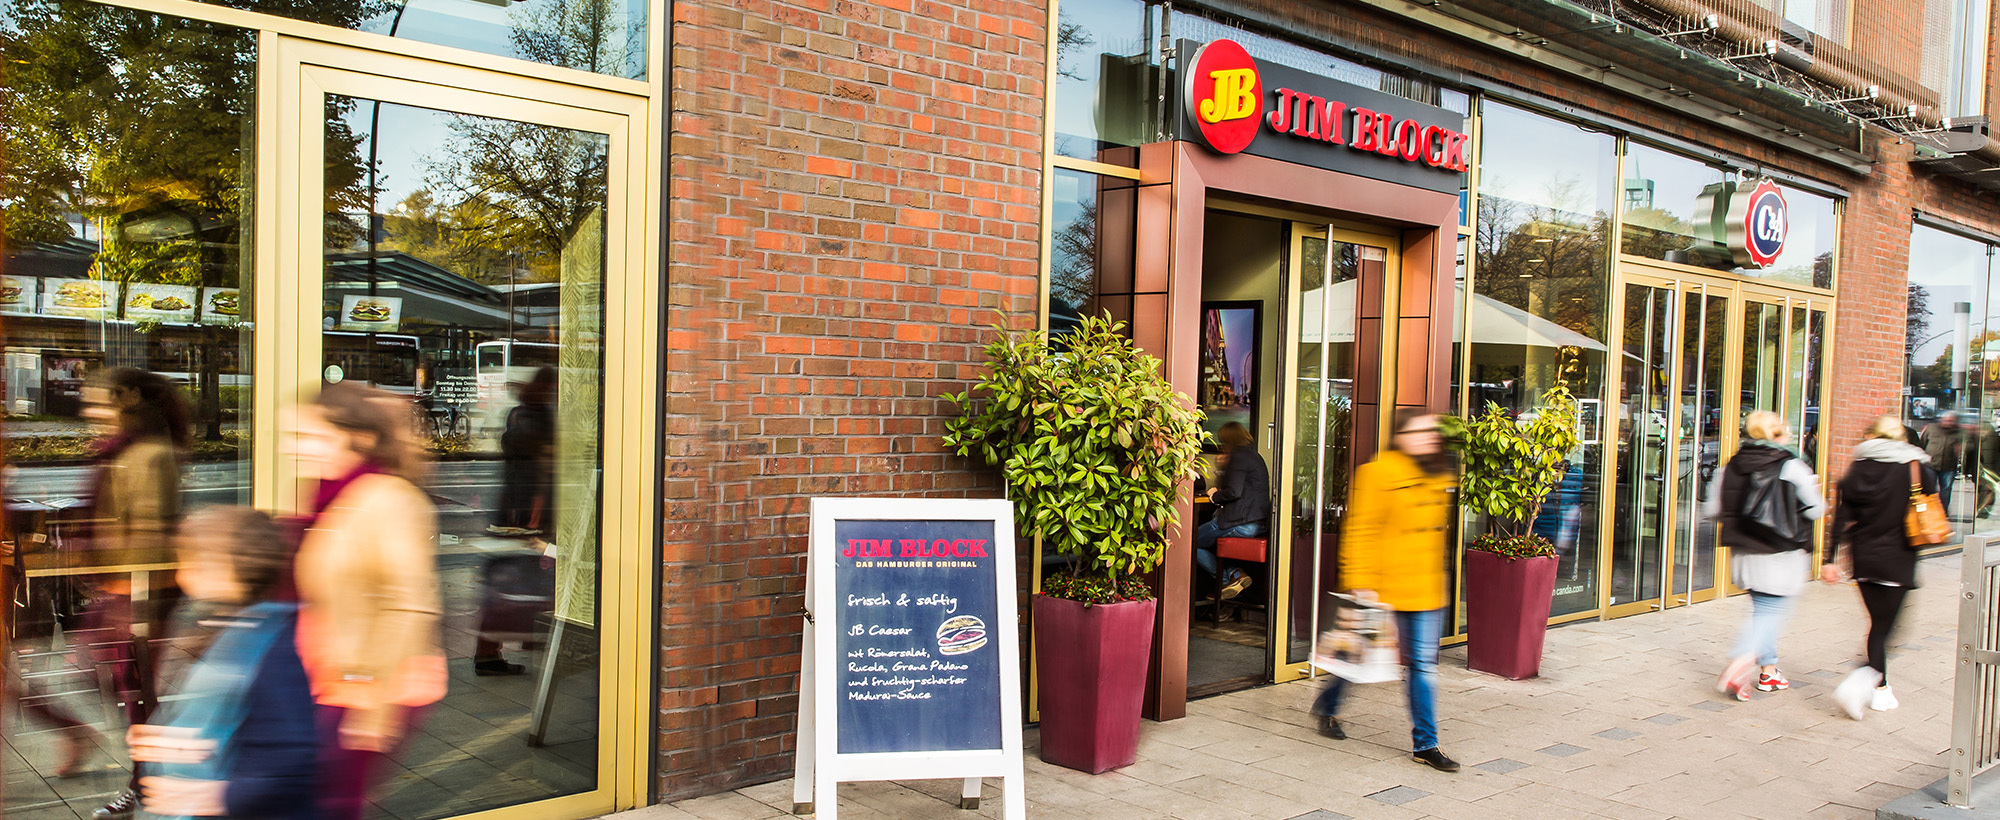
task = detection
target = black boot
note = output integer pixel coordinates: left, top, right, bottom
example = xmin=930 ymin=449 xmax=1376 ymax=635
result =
xmin=1413 ymin=748 xmax=1460 ymax=773
xmin=475 ymin=657 xmax=526 ymax=676
xmin=1317 ymin=715 xmax=1345 ymax=740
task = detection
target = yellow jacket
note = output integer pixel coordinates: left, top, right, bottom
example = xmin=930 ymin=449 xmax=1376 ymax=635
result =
xmin=1340 ymin=451 xmax=1454 ymax=612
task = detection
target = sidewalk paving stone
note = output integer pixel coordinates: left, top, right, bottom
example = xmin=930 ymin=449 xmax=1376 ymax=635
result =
xmin=620 ymin=557 xmax=1967 ymax=820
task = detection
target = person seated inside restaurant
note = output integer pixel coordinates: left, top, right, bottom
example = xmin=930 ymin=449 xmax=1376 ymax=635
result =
xmin=1196 ymin=422 xmax=1271 ymax=600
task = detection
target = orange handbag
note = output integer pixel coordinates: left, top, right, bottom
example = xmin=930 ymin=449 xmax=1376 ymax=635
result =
xmin=1906 ymin=461 xmax=1953 ymax=548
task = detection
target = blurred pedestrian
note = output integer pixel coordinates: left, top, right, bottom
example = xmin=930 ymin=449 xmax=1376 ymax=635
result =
xmin=286 ymin=384 xmax=444 ymax=820
xmin=1921 ymin=411 xmax=1963 ymax=516
xmin=1195 ymin=421 xmax=1270 ymax=601
xmin=1311 ymin=409 xmax=1460 ymax=773
xmin=491 ymin=366 xmax=556 ymax=536
xmin=79 ymin=367 xmax=190 ymax=819
xmin=1706 ymin=410 xmax=1827 ymax=701
xmin=1976 ymin=420 xmax=1999 ymax=520
xmin=1824 ymin=416 xmax=1931 ymax=719
xmin=131 ymin=506 xmax=318 ymax=820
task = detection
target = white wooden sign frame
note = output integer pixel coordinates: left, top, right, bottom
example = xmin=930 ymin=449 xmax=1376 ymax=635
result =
xmin=791 ymin=497 xmax=1025 ymax=820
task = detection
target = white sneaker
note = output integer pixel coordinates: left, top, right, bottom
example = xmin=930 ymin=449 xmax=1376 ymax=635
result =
xmin=1870 ymin=686 xmax=1899 ymax=712
xmin=1835 ymin=668 xmax=1881 ymax=720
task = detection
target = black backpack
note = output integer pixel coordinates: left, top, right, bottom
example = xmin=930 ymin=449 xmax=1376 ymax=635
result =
xmin=1735 ymin=460 xmax=1807 ymax=546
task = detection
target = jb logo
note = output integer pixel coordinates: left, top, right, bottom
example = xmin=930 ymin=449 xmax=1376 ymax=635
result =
xmin=1200 ymin=69 xmax=1258 ymax=123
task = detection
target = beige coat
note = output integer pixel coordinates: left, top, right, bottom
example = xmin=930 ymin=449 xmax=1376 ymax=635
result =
xmin=91 ymin=437 xmax=180 ymax=563
xmin=294 ymin=472 xmax=447 ymax=719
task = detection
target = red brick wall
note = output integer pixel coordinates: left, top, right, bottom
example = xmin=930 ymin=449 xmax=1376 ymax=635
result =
xmin=660 ymin=0 xmax=1047 ymax=799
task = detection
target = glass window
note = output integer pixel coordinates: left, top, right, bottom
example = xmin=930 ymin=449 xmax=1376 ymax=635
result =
xmin=1619 ymin=142 xmax=1729 ymax=265
xmin=1943 ymin=0 xmax=1991 ymax=118
xmin=1744 ymin=184 xmax=1837 ymax=289
xmin=1469 ymin=100 xmax=1615 ymax=618
xmin=1052 ymin=0 xmax=1161 ymax=165
xmin=192 ymin=0 xmax=647 ymax=79
xmin=1048 ymin=168 xmax=1137 ymax=338
xmin=1907 ymin=224 xmax=1990 ymax=427
xmin=322 ymin=95 xmax=610 ymax=812
xmin=1618 ymin=143 xmax=1836 ymax=289
xmin=2 ymin=4 xmax=256 ymax=812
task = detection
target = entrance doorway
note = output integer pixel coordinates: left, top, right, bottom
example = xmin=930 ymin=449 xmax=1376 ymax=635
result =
xmin=1186 ymin=207 xmax=1398 ymax=696
xmin=1606 ymin=267 xmax=1829 ymax=617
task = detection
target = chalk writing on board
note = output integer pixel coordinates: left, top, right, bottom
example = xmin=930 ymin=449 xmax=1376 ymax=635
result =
xmin=832 ymin=519 xmax=1002 ymax=754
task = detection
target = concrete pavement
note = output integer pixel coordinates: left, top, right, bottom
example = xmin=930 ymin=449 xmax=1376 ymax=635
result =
xmin=620 ymin=554 xmax=1968 ymax=820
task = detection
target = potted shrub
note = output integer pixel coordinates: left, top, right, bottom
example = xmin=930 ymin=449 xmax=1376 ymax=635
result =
xmin=943 ymin=315 xmax=1206 ymax=773
xmin=1441 ymin=381 xmax=1581 ymax=680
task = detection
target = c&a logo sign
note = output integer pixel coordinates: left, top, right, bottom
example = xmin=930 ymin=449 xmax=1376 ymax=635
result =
xmin=1727 ymin=178 xmax=1788 ymax=269
xmin=1184 ymin=40 xmax=1262 ymax=155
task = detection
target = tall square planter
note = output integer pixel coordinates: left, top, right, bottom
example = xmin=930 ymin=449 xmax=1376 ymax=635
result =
xmin=1463 ymin=550 xmax=1558 ymax=680
xmin=1031 ymin=595 xmax=1157 ymax=773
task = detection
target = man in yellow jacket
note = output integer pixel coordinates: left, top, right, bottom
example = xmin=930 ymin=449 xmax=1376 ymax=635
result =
xmin=1311 ymin=410 xmax=1460 ymax=773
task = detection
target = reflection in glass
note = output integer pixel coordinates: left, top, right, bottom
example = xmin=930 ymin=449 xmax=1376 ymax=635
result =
xmin=1676 ymin=293 xmax=1727 ymax=597
xmin=1290 ymin=235 xmax=1359 ymax=666
xmin=1616 ymin=143 xmax=1837 ymax=289
xmin=1051 ymin=169 xmax=1138 ymax=338
xmin=1051 ymin=0 xmax=1159 ymax=164
xmin=1619 ymin=143 xmax=1729 ymax=267
xmin=324 ymin=96 xmax=608 ymax=816
xmin=1741 ymin=302 xmax=1784 ymax=426
xmin=1610 ymin=285 xmax=1671 ymax=608
xmin=1906 ymin=224 xmax=1991 ymax=429
xmin=195 ymin=0 xmax=647 ymax=79
xmin=1470 ymin=101 xmax=1613 ymax=617
xmin=1 ymin=4 xmax=256 ymax=815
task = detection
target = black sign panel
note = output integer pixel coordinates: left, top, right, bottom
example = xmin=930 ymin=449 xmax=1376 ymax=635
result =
xmin=831 ymin=519 xmax=1003 ymax=755
xmin=1173 ymin=39 xmax=1468 ymax=195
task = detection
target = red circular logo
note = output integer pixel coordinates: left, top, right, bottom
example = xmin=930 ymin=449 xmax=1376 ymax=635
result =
xmin=1184 ymin=40 xmax=1262 ymax=155
xmin=1743 ymin=179 xmax=1787 ymax=268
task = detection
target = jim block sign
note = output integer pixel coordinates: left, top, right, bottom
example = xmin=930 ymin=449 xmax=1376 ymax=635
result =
xmin=833 ymin=519 xmax=1002 ymax=754
xmin=793 ymin=498 xmax=1025 ymax=820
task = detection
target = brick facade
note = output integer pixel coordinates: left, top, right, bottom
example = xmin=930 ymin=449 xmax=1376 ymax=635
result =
xmin=659 ymin=0 xmax=1048 ymax=800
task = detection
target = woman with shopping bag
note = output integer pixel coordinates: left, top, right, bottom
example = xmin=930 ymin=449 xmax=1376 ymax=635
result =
xmin=1823 ymin=415 xmax=1936 ymax=719
xmin=1309 ymin=409 xmax=1460 ymax=773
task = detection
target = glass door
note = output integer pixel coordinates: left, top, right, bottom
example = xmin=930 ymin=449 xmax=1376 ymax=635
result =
xmin=274 ymin=38 xmax=650 ymax=819
xmin=1607 ymin=281 xmax=1678 ymax=617
xmin=1277 ymin=225 xmax=1391 ymax=682
xmin=1673 ymin=288 xmax=1729 ymax=606
xmin=1606 ymin=270 xmax=1828 ymax=615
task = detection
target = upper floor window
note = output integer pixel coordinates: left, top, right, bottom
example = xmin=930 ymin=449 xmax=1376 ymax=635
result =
xmin=1942 ymin=0 xmax=1991 ymax=118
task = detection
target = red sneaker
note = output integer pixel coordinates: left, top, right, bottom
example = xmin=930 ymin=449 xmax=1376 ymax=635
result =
xmin=1717 ymin=656 xmax=1754 ymax=702
xmin=1756 ymin=670 xmax=1790 ymax=692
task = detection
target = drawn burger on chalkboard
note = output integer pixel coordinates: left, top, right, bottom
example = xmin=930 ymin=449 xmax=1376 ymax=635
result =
xmin=935 ymin=615 xmax=987 ymax=656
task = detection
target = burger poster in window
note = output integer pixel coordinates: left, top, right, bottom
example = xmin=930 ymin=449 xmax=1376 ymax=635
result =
xmin=0 ymin=277 xmax=36 ymax=315
xmin=337 ymin=294 xmax=402 ymax=331
xmin=201 ymin=288 xmax=244 ymax=324
xmin=123 ymin=283 xmax=199 ymax=324
xmin=42 ymin=278 xmax=113 ymax=320
xmin=796 ymin=497 xmax=1025 ymax=820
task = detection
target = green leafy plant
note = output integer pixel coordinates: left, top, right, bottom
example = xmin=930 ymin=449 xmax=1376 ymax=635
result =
xmin=944 ymin=315 xmax=1208 ymax=604
xmin=1439 ymin=381 xmax=1581 ymax=561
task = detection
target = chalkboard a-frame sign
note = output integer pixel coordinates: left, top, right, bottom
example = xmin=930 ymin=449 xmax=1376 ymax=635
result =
xmin=790 ymin=498 xmax=1025 ymax=820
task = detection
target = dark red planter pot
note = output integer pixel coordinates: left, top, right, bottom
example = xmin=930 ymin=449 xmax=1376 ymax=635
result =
xmin=1463 ymin=550 xmax=1558 ymax=680
xmin=1031 ymin=595 xmax=1157 ymax=774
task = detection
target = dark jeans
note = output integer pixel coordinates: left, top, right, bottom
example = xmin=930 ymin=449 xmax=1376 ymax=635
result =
xmin=1311 ymin=608 xmax=1443 ymax=752
xmin=1194 ymin=519 xmax=1265 ymax=581
xmin=1940 ymin=471 xmax=1958 ymax=516
xmin=1860 ymin=582 xmax=1909 ymax=686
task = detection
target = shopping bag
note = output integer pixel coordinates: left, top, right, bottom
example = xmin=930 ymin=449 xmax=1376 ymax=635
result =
xmin=1309 ymin=592 xmax=1401 ymax=683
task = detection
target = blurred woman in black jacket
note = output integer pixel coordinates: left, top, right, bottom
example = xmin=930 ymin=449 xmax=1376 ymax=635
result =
xmin=1824 ymin=415 xmax=1933 ymax=720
